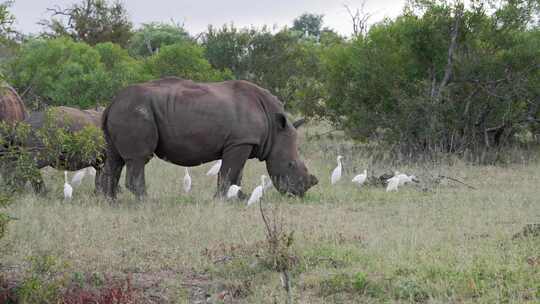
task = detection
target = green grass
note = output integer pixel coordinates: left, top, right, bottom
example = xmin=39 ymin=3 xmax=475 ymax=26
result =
xmin=1 ymin=128 xmax=539 ymax=303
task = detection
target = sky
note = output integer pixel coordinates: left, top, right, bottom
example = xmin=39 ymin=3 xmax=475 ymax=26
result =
xmin=9 ymin=0 xmax=407 ymax=36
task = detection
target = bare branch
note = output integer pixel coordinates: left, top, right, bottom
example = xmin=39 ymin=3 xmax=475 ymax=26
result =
xmin=344 ymin=2 xmax=372 ymax=37
xmin=438 ymin=175 xmax=477 ymax=190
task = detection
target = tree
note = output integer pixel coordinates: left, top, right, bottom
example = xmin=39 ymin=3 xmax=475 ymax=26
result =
xmin=344 ymin=3 xmax=372 ymax=38
xmin=145 ymin=41 xmax=233 ymax=82
xmin=202 ymin=24 xmax=254 ymax=79
xmin=0 ymin=1 xmax=14 ymax=41
xmin=292 ymin=13 xmax=324 ymax=38
xmin=128 ymin=22 xmax=191 ymax=57
xmin=322 ymin=0 xmax=540 ymax=155
xmin=0 ymin=1 xmax=17 ymax=61
xmin=40 ymin=0 xmax=133 ymax=47
xmin=7 ymin=38 xmax=147 ymax=109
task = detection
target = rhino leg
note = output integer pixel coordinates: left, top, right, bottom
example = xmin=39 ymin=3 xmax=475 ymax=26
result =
xmin=217 ymin=145 xmax=253 ymax=199
xmin=125 ymin=159 xmax=148 ymax=200
xmin=102 ymin=148 xmax=125 ymax=199
xmin=31 ymin=173 xmax=46 ymax=193
xmin=94 ymin=166 xmax=103 ymax=194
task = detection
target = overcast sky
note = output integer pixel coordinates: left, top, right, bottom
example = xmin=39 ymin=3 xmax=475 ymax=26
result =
xmin=10 ymin=0 xmax=407 ymax=36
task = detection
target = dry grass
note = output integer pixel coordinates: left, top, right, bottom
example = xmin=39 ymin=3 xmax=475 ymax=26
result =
xmin=1 ymin=126 xmax=539 ymax=303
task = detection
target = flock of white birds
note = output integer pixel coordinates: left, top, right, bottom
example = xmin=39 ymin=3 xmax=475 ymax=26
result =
xmin=330 ymin=155 xmax=417 ymax=192
xmin=63 ymin=167 xmax=96 ymax=200
xmin=62 ymin=156 xmax=416 ymax=202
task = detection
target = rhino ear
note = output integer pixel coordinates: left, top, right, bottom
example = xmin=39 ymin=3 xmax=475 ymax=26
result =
xmin=293 ymin=118 xmax=305 ymax=129
xmin=273 ymin=113 xmax=288 ymax=130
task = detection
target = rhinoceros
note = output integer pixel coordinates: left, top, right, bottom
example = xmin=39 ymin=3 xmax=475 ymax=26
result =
xmin=0 ymin=84 xmax=27 ymax=123
xmin=101 ymin=77 xmax=318 ymax=199
xmin=1 ymin=106 xmax=104 ymax=192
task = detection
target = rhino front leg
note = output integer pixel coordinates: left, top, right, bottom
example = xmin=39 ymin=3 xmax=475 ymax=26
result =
xmin=217 ymin=145 xmax=253 ymax=200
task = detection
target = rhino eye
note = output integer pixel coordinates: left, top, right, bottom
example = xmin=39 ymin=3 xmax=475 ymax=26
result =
xmin=288 ymin=161 xmax=297 ymax=169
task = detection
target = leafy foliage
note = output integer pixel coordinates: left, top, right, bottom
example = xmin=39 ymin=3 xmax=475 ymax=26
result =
xmin=7 ymin=38 xmax=147 ymax=109
xmin=0 ymin=108 xmax=105 ymax=192
xmin=35 ymin=108 xmax=106 ymax=169
xmin=0 ymin=0 xmax=15 ymax=41
xmin=128 ymin=22 xmax=191 ymax=58
xmin=292 ymin=13 xmax=324 ymax=38
xmin=145 ymin=41 xmax=233 ymax=81
xmin=203 ymin=24 xmax=253 ymax=79
xmin=0 ymin=121 xmax=42 ymax=191
xmin=321 ymin=0 xmax=540 ymax=154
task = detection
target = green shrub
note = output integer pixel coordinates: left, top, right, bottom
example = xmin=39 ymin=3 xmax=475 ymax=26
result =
xmin=321 ymin=1 xmax=540 ymax=155
xmin=7 ymin=38 xmax=148 ymax=109
xmin=145 ymin=41 xmax=233 ymax=82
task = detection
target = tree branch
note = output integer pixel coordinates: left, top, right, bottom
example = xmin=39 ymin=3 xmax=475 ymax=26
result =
xmin=433 ymin=5 xmax=463 ymax=101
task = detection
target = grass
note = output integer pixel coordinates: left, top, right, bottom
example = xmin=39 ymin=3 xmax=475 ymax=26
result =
xmin=1 ymin=126 xmax=539 ymax=303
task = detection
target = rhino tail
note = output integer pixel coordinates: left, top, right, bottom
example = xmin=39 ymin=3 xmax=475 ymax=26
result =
xmin=101 ymin=104 xmax=113 ymax=146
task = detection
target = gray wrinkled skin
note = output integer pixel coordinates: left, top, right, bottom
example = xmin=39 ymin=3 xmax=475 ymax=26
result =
xmin=101 ymin=77 xmax=318 ymax=200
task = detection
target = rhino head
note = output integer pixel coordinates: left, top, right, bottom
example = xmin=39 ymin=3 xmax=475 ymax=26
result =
xmin=266 ymin=114 xmax=318 ymax=197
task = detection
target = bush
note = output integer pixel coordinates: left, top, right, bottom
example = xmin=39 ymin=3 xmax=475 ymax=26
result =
xmin=128 ymin=22 xmax=191 ymax=58
xmin=0 ymin=109 xmax=105 ymax=191
xmin=145 ymin=41 xmax=233 ymax=82
xmin=7 ymin=38 xmax=147 ymax=109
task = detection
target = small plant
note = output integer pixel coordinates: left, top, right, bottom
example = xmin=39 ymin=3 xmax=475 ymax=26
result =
xmin=353 ymin=271 xmax=368 ymax=291
xmin=318 ymin=273 xmax=352 ymax=296
xmin=259 ymin=201 xmax=297 ymax=304
xmin=17 ymin=254 xmax=67 ymax=303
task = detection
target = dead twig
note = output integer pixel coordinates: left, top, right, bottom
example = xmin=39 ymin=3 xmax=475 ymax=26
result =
xmin=438 ymin=175 xmax=477 ymax=190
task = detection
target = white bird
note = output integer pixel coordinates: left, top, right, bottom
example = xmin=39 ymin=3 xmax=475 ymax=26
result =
xmin=86 ymin=167 xmax=96 ymax=177
xmin=63 ymin=171 xmax=73 ymax=200
xmin=386 ymin=176 xmax=400 ymax=192
xmin=70 ymin=169 xmax=86 ymax=187
xmin=331 ymin=155 xmax=343 ymax=185
xmin=206 ymin=160 xmax=222 ymax=176
xmin=247 ymin=175 xmax=267 ymax=206
xmin=263 ymin=178 xmax=274 ymax=191
xmin=396 ymin=173 xmax=416 ymax=186
xmin=351 ymin=169 xmax=368 ymax=187
xmin=183 ymin=168 xmax=191 ymax=193
xmin=226 ymin=185 xmax=241 ymax=199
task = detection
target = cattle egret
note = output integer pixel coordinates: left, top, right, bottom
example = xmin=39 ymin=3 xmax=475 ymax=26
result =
xmin=247 ymin=175 xmax=267 ymax=206
xmin=396 ymin=173 xmax=415 ymax=186
xmin=86 ymin=167 xmax=96 ymax=177
xmin=264 ymin=178 xmax=274 ymax=191
xmin=206 ymin=160 xmax=222 ymax=176
xmin=183 ymin=168 xmax=192 ymax=193
xmin=226 ymin=185 xmax=241 ymax=199
xmin=386 ymin=176 xmax=400 ymax=192
xmin=352 ymin=169 xmax=367 ymax=187
xmin=331 ymin=155 xmax=343 ymax=185
xmin=64 ymin=171 xmax=73 ymax=200
xmin=71 ymin=169 xmax=86 ymax=187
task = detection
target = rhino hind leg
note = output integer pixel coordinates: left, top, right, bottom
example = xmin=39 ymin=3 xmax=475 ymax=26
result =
xmin=104 ymin=105 xmax=158 ymax=200
xmin=217 ymin=145 xmax=253 ymax=200
xmin=101 ymin=146 xmax=125 ymax=199
xmin=125 ymin=159 xmax=147 ymax=200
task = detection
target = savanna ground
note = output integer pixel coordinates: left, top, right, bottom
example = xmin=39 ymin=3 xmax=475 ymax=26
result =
xmin=1 ymin=124 xmax=539 ymax=303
